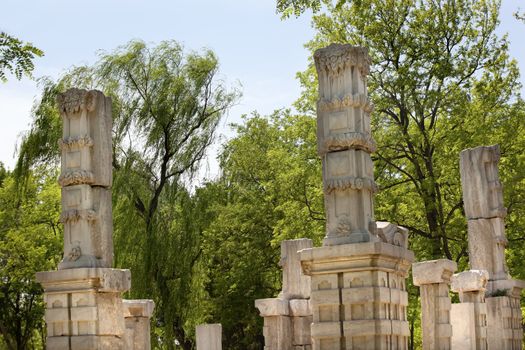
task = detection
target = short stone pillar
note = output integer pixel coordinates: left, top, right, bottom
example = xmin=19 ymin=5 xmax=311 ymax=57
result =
xmin=123 ymin=300 xmax=155 ymax=350
xmin=36 ymin=89 xmax=131 ymax=349
xmin=255 ymin=239 xmax=313 ymax=350
xmin=196 ymin=324 xmax=222 ymax=350
xmin=450 ymin=270 xmax=488 ymax=350
xmin=412 ymin=259 xmax=457 ymax=350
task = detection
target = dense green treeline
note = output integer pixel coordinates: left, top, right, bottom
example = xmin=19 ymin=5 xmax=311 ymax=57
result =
xmin=1 ymin=0 xmax=525 ymax=349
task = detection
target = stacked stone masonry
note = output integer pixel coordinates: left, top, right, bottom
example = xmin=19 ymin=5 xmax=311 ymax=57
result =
xmin=459 ymin=145 xmax=524 ymax=349
xmin=123 ymin=299 xmax=155 ymax=350
xmin=255 ymin=239 xmax=313 ymax=350
xmin=412 ymin=259 xmax=457 ymax=350
xmin=450 ymin=270 xmax=488 ymax=350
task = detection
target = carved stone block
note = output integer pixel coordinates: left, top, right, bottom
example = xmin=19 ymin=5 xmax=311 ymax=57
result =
xmin=58 ymin=88 xmax=112 ymax=188
xmin=280 ymin=239 xmax=312 ymax=299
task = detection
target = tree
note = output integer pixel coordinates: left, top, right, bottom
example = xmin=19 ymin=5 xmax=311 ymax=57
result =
xmin=281 ymin=0 xmax=525 ymax=262
xmin=0 ymin=167 xmax=62 ymax=350
xmin=15 ymin=40 xmax=239 ymax=349
xmin=0 ymin=32 xmax=43 ymax=82
xmin=194 ymin=111 xmax=324 ymax=349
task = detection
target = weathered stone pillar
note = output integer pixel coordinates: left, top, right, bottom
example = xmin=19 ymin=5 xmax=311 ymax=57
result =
xmin=299 ymin=44 xmax=414 ymax=350
xmin=459 ymin=145 xmax=524 ymax=349
xmin=196 ymin=324 xmax=222 ymax=350
xmin=450 ymin=270 xmax=488 ymax=350
xmin=255 ymin=239 xmax=313 ymax=350
xmin=36 ymin=89 xmax=131 ymax=349
xmin=123 ymin=299 xmax=155 ymax=350
xmin=412 ymin=259 xmax=457 ymax=350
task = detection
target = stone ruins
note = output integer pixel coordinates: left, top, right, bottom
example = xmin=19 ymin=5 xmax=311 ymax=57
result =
xmin=36 ymin=89 xmax=154 ymax=350
xmin=35 ymin=44 xmax=524 ymax=349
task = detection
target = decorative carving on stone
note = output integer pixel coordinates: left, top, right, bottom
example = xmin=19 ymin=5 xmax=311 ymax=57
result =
xmin=57 ymin=88 xmax=97 ymax=115
xmin=376 ymin=221 xmax=409 ymax=248
xmin=58 ymin=169 xmax=95 ymax=186
xmin=317 ymin=93 xmax=373 ymax=112
xmin=67 ymin=246 xmax=82 ymax=261
xmin=59 ymin=209 xmax=97 ymax=223
xmin=59 ymin=135 xmax=94 ymax=151
xmin=324 ymin=175 xmax=377 ymax=194
xmin=314 ymin=44 xmax=370 ymax=78
xmin=322 ymin=132 xmax=376 ymax=154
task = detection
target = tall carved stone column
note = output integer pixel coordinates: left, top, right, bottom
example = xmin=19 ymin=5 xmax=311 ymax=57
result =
xmin=299 ymin=44 xmax=414 ymax=350
xmin=412 ymin=259 xmax=457 ymax=350
xmin=450 ymin=270 xmax=488 ymax=350
xmin=459 ymin=145 xmax=524 ymax=349
xmin=36 ymin=89 xmax=131 ymax=349
xmin=255 ymin=239 xmax=313 ymax=350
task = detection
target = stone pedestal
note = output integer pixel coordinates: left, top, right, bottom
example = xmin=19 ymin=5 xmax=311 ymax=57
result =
xmin=450 ymin=270 xmax=488 ymax=350
xmin=256 ymin=239 xmax=313 ymax=350
xmin=485 ymin=279 xmax=525 ymax=350
xmin=123 ymin=300 xmax=155 ymax=350
xmin=412 ymin=259 xmax=457 ymax=350
xmin=196 ymin=324 xmax=222 ymax=350
xmin=36 ymin=268 xmax=131 ymax=349
xmin=300 ymin=242 xmax=413 ymax=350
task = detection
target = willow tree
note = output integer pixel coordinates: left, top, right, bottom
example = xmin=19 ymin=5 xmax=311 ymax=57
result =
xmin=15 ymin=40 xmax=239 ymax=349
xmin=279 ymin=0 xmax=525 ymax=263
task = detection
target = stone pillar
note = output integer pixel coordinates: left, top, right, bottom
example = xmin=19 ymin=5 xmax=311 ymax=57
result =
xmin=123 ymin=300 xmax=155 ymax=350
xmin=459 ymin=145 xmax=524 ymax=349
xmin=36 ymin=89 xmax=131 ymax=349
xmin=255 ymin=239 xmax=313 ymax=350
xmin=412 ymin=259 xmax=457 ymax=350
xmin=196 ymin=324 xmax=222 ymax=350
xmin=299 ymin=44 xmax=414 ymax=350
xmin=450 ymin=270 xmax=488 ymax=350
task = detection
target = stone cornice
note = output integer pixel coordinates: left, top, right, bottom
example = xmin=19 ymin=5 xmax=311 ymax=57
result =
xmin=59 ymin=135 xmax=94 ymax=151
xmin=317 ymin=93 xmax=374 ymax=113
xmin=321 ymin=132 xmax=376 ymax=154
xmin=314 ymin=44 xmax=370 ymax=78
xmin=324 ymin=176 xmax=377 ymax=194
xmin=57 ymin=88 xmax=98 ymax=116
xmin=58 ymin=169 xmax=95 ymax=187
xmin=60 ymin=209 xmax=97 ymax=223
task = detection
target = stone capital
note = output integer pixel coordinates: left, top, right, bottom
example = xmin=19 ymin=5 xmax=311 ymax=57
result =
xmin=487 ymin=278 xmax=525 ymax=297
xmin=254 ymin=298 xmax=289 ymax=317
xmin=314 ymin=43 xmax=370 ymax=78
xmin=450 ymin=270 xmax=488 ymax=293
xmin=123 ymin=299 xmax=155 ymax=318
xmin=412 ymin=259 xmax=457 ymax=286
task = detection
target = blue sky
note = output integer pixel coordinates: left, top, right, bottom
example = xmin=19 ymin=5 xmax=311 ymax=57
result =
xmin=1 ymin=0 xmax=523 ymax=178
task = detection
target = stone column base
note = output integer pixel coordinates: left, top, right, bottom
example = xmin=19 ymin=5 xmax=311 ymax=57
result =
xmin=300 ymin=242 xmax=414 ymax=350
xmin=36 ymin=268 xmax=131 ymax=350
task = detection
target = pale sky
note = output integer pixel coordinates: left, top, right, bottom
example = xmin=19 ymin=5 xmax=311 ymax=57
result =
xmin=1 ymin=0 xmax=523 ymax=178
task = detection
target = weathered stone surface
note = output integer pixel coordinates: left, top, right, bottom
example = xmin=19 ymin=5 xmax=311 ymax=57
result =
xmin=293 ymin=316 xmax=312 ymax=345
xmin=58 ymin=88 xmax=112 ymax=188
xmin=412 ymin=259 xmax=457 ymax=286
xmin=412 ymin=259 xmax=456 ymax=350
xmin=280 ymin=239 xmax=312 ymax=299
xmin=196 ymin=324 xmax=222 ymax=350
xmin=459 ymin=145 xmax=506 ymax=220
xmin=451 ymin=270 xmax=488 ymax=294
xmin=302 ymin=241 xmax=413 ymax=350
xmin=314 ymin=44 xmax=377 ymax=246
xmin=255 ymin=298 xmax=289 ymax=317
xmin=37 ymin=89 xmax=133 ymax=349
xmin=123 ymin=300 xmax=155 ymax=350
xmin=261 ymin=316 xmax=292 ymax=350
xmin=375 ymin=221 xmax=409 ymax=249
xmin=451 ymin=303 xmax=478 ymax=350
xmin=289 ymin=299 xmax=311 ymax=317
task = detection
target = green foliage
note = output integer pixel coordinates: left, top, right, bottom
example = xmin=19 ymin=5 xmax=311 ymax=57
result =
xmin=0 ymin=166 xmax=61 ymax=350
xmin=0 ymin=33 xmax=43 ymax=82
xmin=194 ymin=111 xmax=324 ymax=348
